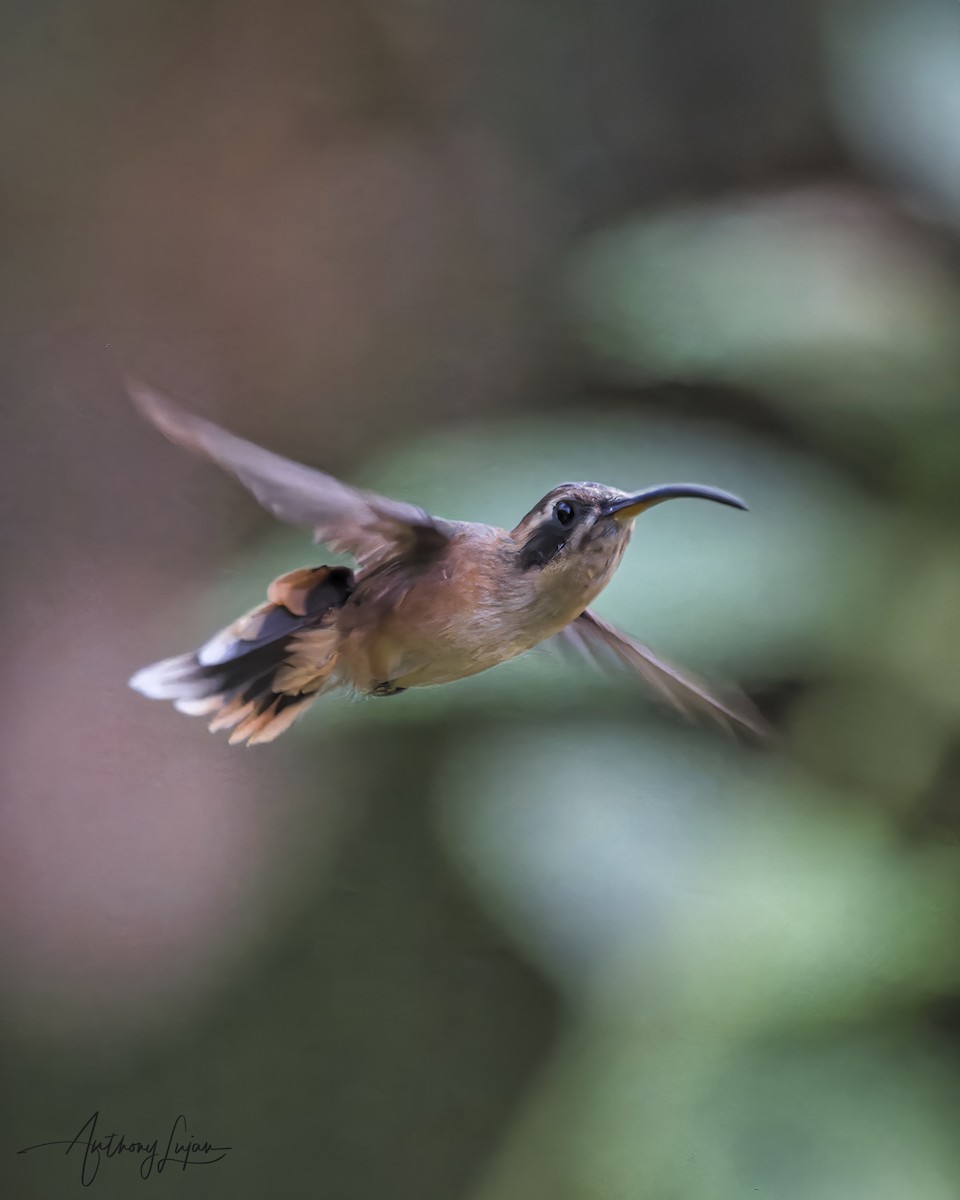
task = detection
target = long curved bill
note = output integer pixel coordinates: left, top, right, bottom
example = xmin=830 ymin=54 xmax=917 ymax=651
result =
xmin=600 ymin=483 xmax=748 ymax=521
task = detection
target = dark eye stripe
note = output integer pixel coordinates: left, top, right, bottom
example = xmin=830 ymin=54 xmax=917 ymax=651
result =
xmin=519 ymin=514 xmax=573 ymax=569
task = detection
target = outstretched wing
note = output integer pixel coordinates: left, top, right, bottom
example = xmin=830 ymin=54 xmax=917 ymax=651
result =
xmin=127 ymin=380 xmax=455 ymax=569
xmin=555 ymin=609 xmax=771 ymax=739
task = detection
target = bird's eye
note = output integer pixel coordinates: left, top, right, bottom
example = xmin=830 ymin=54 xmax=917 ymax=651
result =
xmin=554 ymin=500 xmax=575 ymax=526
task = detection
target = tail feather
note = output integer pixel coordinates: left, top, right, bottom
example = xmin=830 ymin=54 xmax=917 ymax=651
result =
xmin=130 ymin=565 xmax=352 ymax=745
xmin=227 ymin=692 xmax=315 ymax=746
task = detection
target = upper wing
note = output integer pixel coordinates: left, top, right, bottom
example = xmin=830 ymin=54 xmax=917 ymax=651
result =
xmin=127 ymin=380 xmax=455 ymax=568
xmin=554 ymin=609 xmax=772 ymax=739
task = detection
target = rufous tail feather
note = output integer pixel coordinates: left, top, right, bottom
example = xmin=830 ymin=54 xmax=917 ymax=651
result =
xmin=129 ymin=565 xmax=352 ymax=745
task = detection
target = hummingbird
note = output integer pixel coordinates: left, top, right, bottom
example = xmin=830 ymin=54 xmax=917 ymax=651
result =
xmin=127 ymin=382 xmax=768 ymax=745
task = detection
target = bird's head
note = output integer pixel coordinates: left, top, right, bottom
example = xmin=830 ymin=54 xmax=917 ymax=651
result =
xmin=510 ymin=480 xmax=748 ymax=593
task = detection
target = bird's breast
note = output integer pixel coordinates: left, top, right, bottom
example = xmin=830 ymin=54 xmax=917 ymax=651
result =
xmin=333 ymin=529 xmax=625 ymax=692
xmin=334 ymin=533 xmax=541 ymax=689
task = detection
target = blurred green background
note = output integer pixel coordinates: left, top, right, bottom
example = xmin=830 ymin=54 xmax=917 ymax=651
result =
xmin=3 ymin=1 xmax=960 ymax=1197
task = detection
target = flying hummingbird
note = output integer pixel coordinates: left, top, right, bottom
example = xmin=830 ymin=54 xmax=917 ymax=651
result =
xmin=127 ymin=382 xmax=768 ymax=744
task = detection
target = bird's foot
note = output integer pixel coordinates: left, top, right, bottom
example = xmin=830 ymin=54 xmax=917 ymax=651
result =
xmin=371 ymin=681 xmax=406 ymax=697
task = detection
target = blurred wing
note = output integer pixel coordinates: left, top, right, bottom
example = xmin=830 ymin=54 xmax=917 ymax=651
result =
xmin=127 ymin=380 xmax=455 ymax=568
xmin=555 ymin=609 xmax=771 ymax=739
